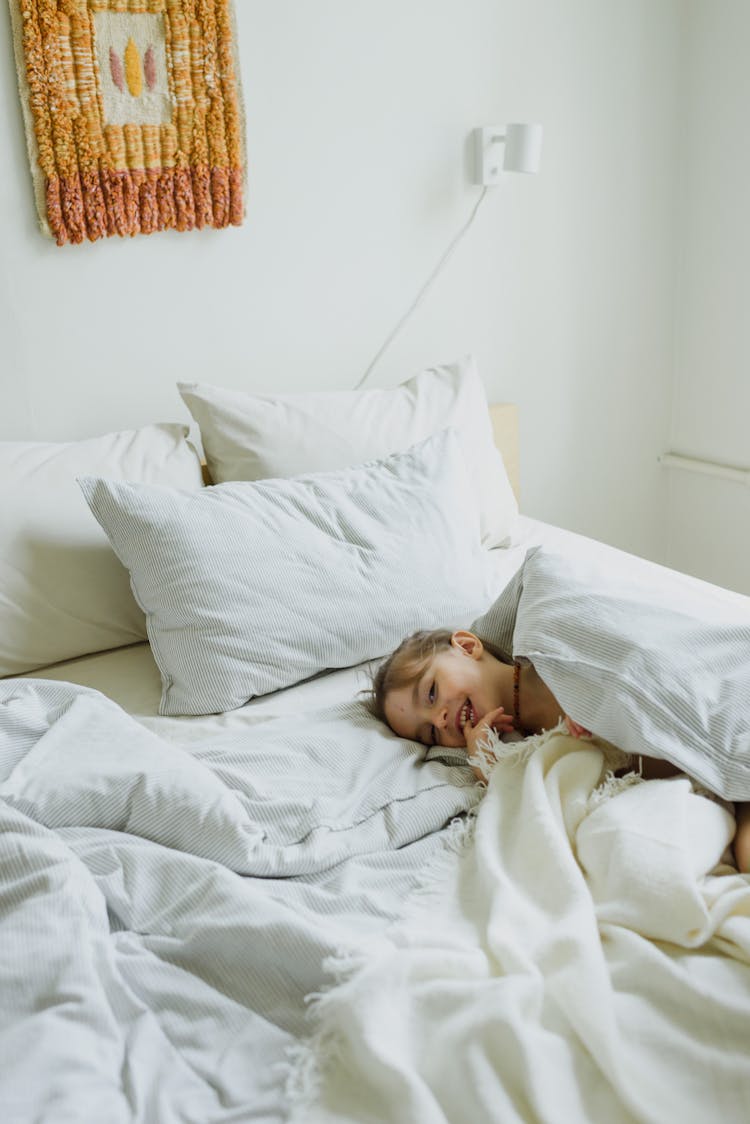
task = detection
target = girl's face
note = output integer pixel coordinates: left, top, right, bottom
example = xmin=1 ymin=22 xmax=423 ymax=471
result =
xmin=384 ymin=631 xmax=502 ymax=749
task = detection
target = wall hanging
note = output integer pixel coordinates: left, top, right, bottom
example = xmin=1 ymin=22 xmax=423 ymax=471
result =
xmin=7 ymin=0 xmax=246 ymax=245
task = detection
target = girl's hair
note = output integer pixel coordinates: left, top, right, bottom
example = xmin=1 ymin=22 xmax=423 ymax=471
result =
xmin=366 ymin=629 xmax=454 ymax=722
xmin=366 ymin=628 xmax=512 ymax=724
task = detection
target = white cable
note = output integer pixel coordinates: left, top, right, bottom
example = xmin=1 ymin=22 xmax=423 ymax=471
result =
xmin=354 ymin=187 xmax=489 ymax=390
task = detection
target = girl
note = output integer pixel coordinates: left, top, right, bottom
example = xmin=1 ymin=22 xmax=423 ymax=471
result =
xmin=370 ymin=626 xmax=750 ymax=873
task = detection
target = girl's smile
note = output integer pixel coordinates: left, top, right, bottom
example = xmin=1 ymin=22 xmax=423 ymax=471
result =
xmin=383 ymin=631 xmax=508 ymax=748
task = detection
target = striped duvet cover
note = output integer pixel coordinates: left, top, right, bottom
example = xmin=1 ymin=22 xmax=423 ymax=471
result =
xmin=0 ymin=678 xmax=479 ymax=1122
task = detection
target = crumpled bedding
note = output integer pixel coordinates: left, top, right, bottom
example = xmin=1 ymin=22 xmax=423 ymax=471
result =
xmin=0 ymin=678 xmax=480 ymax=1123
xmin=470 ymin=545 xmax=750 ymax=800
xmin=291 ymin=728 xmax=750 ymax=1124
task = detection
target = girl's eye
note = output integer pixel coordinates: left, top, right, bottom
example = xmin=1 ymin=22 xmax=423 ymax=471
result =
xmin=428 ymin=682 xmax=436 ymax=703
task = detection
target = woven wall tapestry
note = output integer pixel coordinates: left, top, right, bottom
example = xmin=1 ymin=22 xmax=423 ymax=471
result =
xmin=7 ymin=0 xmax=246 ymax=245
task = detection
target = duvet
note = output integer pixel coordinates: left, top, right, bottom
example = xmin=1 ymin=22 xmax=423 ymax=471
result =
xmin=0 ymin=678 xmax=479 ymax=1123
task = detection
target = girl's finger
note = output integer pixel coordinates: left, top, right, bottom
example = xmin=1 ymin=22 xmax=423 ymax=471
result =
xmin=487 ymin=707 xmax=514 ymax=730
xmin=565 ymin=715 xmax=592 ymax=739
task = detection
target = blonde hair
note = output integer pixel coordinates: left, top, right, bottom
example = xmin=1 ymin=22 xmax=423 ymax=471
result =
xmin=367 ymin=629 xmax=453 ymax=722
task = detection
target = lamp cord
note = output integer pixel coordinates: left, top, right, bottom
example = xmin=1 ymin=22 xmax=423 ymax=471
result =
xmin=354 ymin=187 xmax=489 ymax=390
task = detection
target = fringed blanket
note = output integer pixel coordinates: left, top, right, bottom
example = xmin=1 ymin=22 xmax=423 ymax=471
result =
xmin=290 ymin=728 xmax=750 ymax=1124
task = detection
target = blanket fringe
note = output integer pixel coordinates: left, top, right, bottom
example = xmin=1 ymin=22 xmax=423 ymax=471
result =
xmin=283 ymin=808 xmax=478 ymax=1118
xmin=585 ymin=768 xmax=645 ymax=814
xmin=467 ymin=721 xmax=568 ymax=781
xmin=284 ymin=946 xmax=366 ymax=1114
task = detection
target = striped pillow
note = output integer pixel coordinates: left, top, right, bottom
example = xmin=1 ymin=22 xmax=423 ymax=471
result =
xmin=80 ymin=429 xmax=491 ymax=716
xmin=472 ymin=545 xmax=750 ymax=800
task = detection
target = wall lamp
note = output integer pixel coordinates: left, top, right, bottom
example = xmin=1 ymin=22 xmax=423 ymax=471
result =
xmin=474 ymin=123 xmax=544 ymax=184
xmin=354 ymin=120 xmax=543 ymax=388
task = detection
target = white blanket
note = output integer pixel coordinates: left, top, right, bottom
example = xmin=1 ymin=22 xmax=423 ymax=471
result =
xmin=292 ymin=730 xmax=750 ymax=1123
xmin=0 ymin=678 xmax=481 ymax=1123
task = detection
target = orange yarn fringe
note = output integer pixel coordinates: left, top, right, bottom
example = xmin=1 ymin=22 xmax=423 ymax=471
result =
xmin=18 ymin=0 xmax=244 ymax=245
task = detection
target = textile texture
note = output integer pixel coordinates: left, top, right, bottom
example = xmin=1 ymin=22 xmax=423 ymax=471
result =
xmin=0 ymin=677 xmax=481 ymax=1120
xmin=179 ymin=355 xmax=519 ymax=549
xmin=8 ymin=0 xmax=246 ymax=245
xmin=0 ymin=424 xmax=203 ymax=675
xmin=290 ymin=728 xmax=750 ymax=1123
xmin=471 ymin=545 xmax=750 ymax=800
xmin=79 ymin=430 xmax=492 ymax=716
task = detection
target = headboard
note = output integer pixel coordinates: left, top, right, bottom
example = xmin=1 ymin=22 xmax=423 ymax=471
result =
xmin=489 ymin=403 xmax=520 ymax=504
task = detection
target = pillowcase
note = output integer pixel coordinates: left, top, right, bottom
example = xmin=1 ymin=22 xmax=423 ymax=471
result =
xmin=471 ymin=545 xmax=750 ymax=800
xmin=178 ymin=355 xmax=518 ymax=548
xmin=0 ymin=425 xmax=204 ymax=676
xmin=79 ymin=428 xmax=493 ymax=717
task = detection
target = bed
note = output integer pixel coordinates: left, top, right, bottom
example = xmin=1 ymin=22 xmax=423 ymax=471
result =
xmin=1 ymin=356 xmax=749 ymax=1124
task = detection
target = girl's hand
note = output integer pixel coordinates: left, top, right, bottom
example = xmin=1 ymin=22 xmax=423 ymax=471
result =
xmin=565 ymin=715 xmax=592 ymax=739
xmin=463 ymin=706 xmax=514 ymax=781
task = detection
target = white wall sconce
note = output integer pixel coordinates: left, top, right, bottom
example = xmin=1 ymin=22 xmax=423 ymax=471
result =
xmin=474 ymin=123 xmax=543 ymax=185
xmin=355 ymin=119 xmax=543 ymax=388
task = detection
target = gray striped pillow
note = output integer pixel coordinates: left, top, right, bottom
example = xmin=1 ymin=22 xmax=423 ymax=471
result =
xmin=79 ymin=429 xmax=490 ymax=717
xmin=472 ymin=546 xmax=750 ymax=800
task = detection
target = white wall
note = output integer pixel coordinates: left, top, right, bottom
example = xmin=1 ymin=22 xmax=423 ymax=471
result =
xmin=666 ymin=0 xmax=750 ymax=595
xmin=1 ymin=1 xmax=683 ymax=567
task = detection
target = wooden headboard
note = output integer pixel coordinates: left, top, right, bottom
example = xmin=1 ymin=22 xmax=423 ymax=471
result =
xmin=489 ymin=403 xmax=520 ymax=503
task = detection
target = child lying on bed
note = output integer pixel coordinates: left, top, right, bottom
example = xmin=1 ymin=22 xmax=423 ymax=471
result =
xmin=369 ymin=627 xmax=750 ymax=874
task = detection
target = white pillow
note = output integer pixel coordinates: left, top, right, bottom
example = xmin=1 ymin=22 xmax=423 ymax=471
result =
xmin=0 ymin=425 xmax=203 ymax=676
xmin=79 ymin=429 xmax=493 ymax=717
xmin=178 ymin=355 xmax=517 ymax=548
xmin=471 ymin=546 xmax=750 ymax=801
